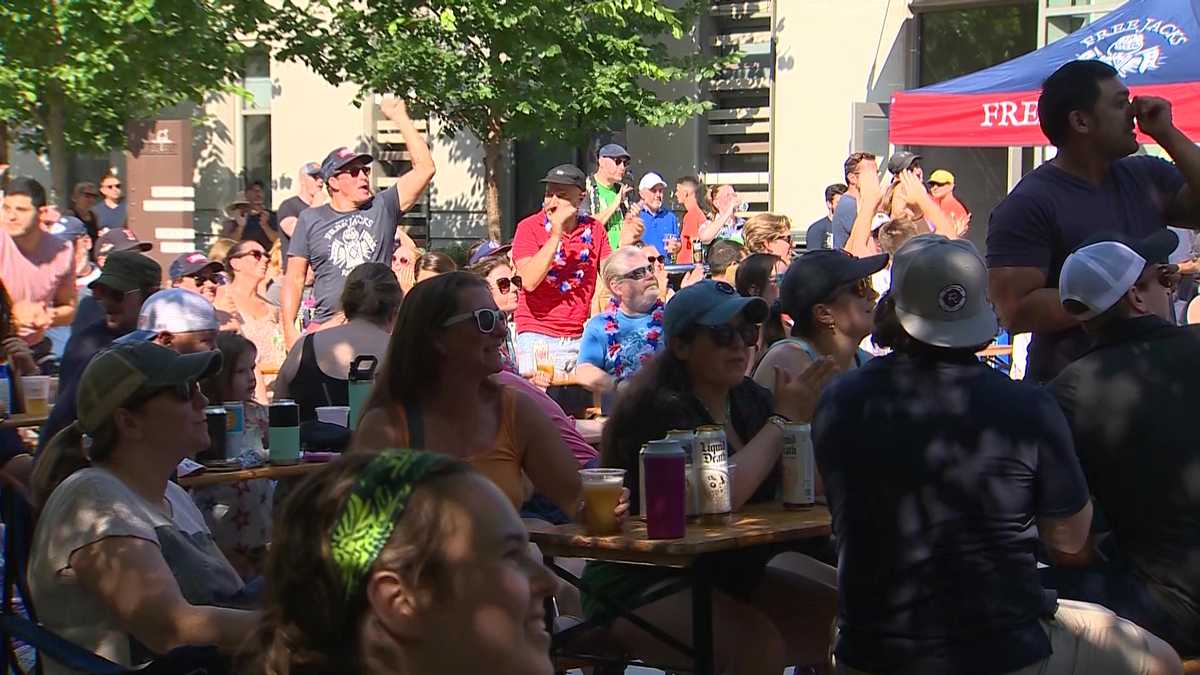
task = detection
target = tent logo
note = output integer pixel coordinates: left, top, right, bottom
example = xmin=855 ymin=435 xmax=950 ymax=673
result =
xmin=1075 ymin=17 xmax=1190 ymax=78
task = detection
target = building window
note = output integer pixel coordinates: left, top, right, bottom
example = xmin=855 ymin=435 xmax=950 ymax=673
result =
xmin=241 ymin=49 xmax=272 ymax=197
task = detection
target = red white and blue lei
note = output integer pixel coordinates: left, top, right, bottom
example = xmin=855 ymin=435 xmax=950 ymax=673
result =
xmin=603 ymin=297 xmax=664 ymax=381
xmin=544 ymin=216 xmax=593 ymax=294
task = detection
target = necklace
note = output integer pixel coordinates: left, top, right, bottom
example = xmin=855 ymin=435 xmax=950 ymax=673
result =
xmin=602 ymin=297 xmax=664 ymax=381
xmin=544 ymin=216 xmax=595 ymax=293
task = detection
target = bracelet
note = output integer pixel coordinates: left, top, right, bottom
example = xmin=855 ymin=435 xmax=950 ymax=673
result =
xmin=766 ymin=414 xmax=791 ymax=432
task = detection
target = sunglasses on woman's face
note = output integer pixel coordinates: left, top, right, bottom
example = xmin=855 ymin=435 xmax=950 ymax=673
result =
xmin=234 ymin=250 xmax=266 ymax=261
xmin=443 ymin=308 xmax=505 ymax=335
xmin=703 ymin=322 xmax=760 ymax=348
xmin=493 ymin=276 xmax=523 ymax=294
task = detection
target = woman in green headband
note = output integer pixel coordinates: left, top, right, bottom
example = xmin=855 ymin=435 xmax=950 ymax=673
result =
xmin=246 ymin=449 xmax=558 ymax=675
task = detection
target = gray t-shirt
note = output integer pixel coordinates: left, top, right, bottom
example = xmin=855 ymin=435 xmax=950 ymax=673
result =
xmin=29 ymin=468 xmax=244 ymax=674
xmin=830 ymin=194 xmax=858 ymax=250
xmin=288 ymin=185 xmax=402 ymax=322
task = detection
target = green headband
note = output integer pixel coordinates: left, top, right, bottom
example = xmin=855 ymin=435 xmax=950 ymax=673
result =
xmin=330 ymin=449 xmax=455 ymax=597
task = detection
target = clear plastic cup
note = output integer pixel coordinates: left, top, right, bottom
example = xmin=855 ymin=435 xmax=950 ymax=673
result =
xmin=21 ymin=376 xmax=50 ymax=416
xmin=579 ymin=468 xmax=626 ymax=535
xmin=315 ymin=405 xmax=350 ymax=427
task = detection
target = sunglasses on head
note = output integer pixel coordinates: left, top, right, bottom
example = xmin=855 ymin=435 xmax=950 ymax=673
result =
xmin=336 ymin=165 xmax=371 ymax=178
xmin=702 ymin=321 xmax=760 ymax=348
xmin=493 ymin=276 xmax=523 ymax=293
xmin=619 ymin=264 xmax=656 ymax=281
xmin=443 ymin=308 xmax=505 ymax=335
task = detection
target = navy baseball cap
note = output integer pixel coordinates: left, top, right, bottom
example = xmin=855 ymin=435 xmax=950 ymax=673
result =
xmin=663 ymin=280 xmax=768 ymax=339
xmin=598 ymin=143 xmax=631 ymax=160
xmin=168 ymin=251 xmax=223 ymax=280
xmin=468 ymin=240 xmax=513 ymax=266
xmin=540 ymin=164 xmax=587 ymax=189
xmin=49 ymin=216 xmax=89 ymax=241
xmin=320 ymin=146 xmax=374 ymax=181
xmin=779 ymin=249 xmax=888 ymax=318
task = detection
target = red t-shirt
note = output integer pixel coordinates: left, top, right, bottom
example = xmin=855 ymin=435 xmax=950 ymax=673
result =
xmin=512 ymin=211 xmax=611 ymax=337
xmin=677 ymin=205 xmax=706 ymax=264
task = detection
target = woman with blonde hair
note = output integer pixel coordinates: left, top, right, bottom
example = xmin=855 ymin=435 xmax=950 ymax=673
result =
xmin=743 ymin=213 xmax=795 ymax=262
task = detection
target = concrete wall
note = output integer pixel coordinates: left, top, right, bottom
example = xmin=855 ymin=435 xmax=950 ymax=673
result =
xmin=772 ymin=0 xmax=910 ymax=226
xmin=426 ymin=118 xmax=488 ymax=246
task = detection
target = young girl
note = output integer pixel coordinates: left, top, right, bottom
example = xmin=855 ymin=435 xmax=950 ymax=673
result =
xmin=193 ymin=331 xmax=273 ymax=580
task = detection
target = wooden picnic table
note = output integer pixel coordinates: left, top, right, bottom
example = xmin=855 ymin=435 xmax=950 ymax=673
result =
xmin=529 ymin=502 xmax=832 ymax=674
xmin=178 ymin=461 xmax=326 ymax=488
xmin=0 ymin=413 xmax=48 ymax=431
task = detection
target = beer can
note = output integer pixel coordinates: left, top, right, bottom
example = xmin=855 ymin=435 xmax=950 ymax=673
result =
xmin=223 ymin=401 xmax=245 ymax=458
xmin=781 ymin=422 xmax=815 ymax=509
xmin=692 ymin=238 xmax=704 ymax=264
xmin=665 ymin=429 xmax=699 ymax=518
xmin=203 ymin=406 xmax=227 ymax=460
xmin=694 ymin=425 xmax=731 ymax=517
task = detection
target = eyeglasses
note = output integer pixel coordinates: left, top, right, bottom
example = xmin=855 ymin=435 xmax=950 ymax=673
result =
xmin=702 ymin=322 xmax=760 ymax=348
xmin=443 ymin=308 xmax=505 ymax=334
xmin=335 ymin=165 xmax=371 ymax=178
xmin=493 ymin=276 xmax=523 ymax=293
xmin=233 ymin=250 xmax=266 ymax=261
xmin=646 ymin=255 xmax=666 ymax=265
xmin=618 ymin=264 xmax=655 ymax=281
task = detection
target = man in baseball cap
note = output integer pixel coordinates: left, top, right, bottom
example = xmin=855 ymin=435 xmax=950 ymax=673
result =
xmin=168 ymin=251 xmax=225 ymax=304
xmin=39 ymin=251 xmax=165 ymax=452
xmin=809 ymin=234 xmax=1167 ymax=675
xmin=926 ymin=169 xmax=970 ymax=234
xmin=887 ymin=150 xmax=923 ymax=179
xmin=131 ymin=288 xmax=219 ymax=353
xmin=636 ymin=171 xmax=681 ymax=260
xmin=94 ymin=227 xmax=151 ymax=268
xmin=276 ymin=162 xmax=327 ymax=274
xmin=583 ymin=143 xmax=634 ymax=248
xmin=510 ymin=162 xmax=613 ymax=376
xmin=1045 ymin=229 xmax=1200 ymax=656
xmin=45 ymin=217 xmax=101 ymax=359
xmin=281 ymin=97 xmax=434 ymax=349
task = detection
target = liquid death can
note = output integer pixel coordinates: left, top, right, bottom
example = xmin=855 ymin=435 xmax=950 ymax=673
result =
xmin=781 ymin=422 xmax=815 ymax=509
xmin=665 ymin=429 xmax=700 ymax=518
xmin=694 ymin=425 xmax=731 ymax=521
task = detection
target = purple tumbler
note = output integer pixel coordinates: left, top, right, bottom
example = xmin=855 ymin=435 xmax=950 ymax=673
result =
xmin=642 ymin=438 xmax=687 ymax=539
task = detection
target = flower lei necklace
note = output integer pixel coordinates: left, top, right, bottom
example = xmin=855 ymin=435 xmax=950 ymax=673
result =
xmin=544 ymin=215 xmax=593 ymax=294
xmin=604 ymin=296 xmax=664 ymax=381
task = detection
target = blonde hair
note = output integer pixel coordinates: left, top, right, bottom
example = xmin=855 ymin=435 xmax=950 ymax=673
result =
xmin=742 ymin=213 xmax=792 ymax=254
xmin=267 ymin=240 xmax=282 ymax=280
xmin=207 ymin=237 xmax=238 ymax=264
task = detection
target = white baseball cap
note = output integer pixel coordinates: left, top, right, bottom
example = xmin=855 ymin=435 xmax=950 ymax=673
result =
xmin=638 ymin=172 xmax=667 ymax=191
xmin=137 ymin=288 xmax=219 ymax=334
xmin=1059 ymin=241 xmax=1145 ymax=320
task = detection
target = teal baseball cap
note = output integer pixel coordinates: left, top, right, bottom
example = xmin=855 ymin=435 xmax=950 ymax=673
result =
xmin=663 ymin=280 xmax=768 ymax=339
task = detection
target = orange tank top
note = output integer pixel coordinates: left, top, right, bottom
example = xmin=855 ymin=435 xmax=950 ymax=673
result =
xmin=388 ymin=388 xmax=525 ymax=509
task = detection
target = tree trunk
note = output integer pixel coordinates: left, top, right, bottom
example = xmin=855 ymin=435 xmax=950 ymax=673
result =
xmin=45 ymin=85 xmax=69 ymax=206
xmin=483 ymin=133 xmax=503 ymax=242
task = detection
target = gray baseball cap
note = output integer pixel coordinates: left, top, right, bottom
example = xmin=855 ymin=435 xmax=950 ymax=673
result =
xmin=890 ymin=234 xmax=997 ymax=348
xmin=598 ymin=143 xmax=630 ymax=160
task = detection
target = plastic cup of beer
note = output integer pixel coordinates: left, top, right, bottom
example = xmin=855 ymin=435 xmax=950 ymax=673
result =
xmin=21 ymin=376 xmax=50 ymax=416
xmin=533 ymin=344 xmax=555 ymax=383
xmin=579 ymin=468 xmax=626 ymax=536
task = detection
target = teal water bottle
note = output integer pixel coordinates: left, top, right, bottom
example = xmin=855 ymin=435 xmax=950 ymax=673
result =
xmin=268 ymin=399 xmax=301 ymax=464
xmin=348 ymin=355 xmax=378 ymax=431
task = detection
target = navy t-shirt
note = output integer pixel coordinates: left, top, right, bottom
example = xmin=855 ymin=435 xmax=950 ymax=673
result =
xmin=813 ymin=351 xmax=1090 ymax=675
xmin=986 ymin=156 xmax=1184 ymax=382
xmin=806 ymin=216 xmax=832 ymax=250
xmin=830 ymin=194 xmax=858 ymax=250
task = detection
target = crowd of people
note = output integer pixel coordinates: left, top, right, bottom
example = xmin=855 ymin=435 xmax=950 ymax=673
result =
xmin=0 ymin=59 xmax=1197 ymax=675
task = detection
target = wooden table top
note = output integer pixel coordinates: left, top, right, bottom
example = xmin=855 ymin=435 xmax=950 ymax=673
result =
xmin=977 ymin=344 xmax=1014 ymax=358
xmin=0 ymin=413 xmax=48 ymax=430
xmin=179 ymin=461 xmax=326 ymax=488
xmin=528 ymin=502 xmax=831 ymax=567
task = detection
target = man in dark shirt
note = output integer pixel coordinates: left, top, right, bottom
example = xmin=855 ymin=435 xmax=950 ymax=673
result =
xmin=988 ymin=60 xmax=1200 ymax=383
xmin=1047 ymin=232 xmax=1200 ymax=657
xmin=38 ymin=252 xmax=161 ymax=451
xmin=276 ymin=162 xmax=324 ymax=272
xmin=805 ymin=183 xmax=846 ymax=251
xmin=815 ymin=234 xmax=1178 ymax=674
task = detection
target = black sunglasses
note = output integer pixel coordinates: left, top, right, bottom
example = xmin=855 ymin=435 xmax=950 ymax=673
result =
xmin=336 ymin=165 xmax=371 ymax=178
xmin=493 ymin=276 xmax=523 ymax=293
xmin=646 ymin=255 xmax=666 ymax=265
xmin=703 ymin=322 xmax=760 ymax=348
xmin=443 ymin=308 xmax=505 ymax=335
xmin=233 ymin=250 xmax=266 ymax=261
xmin=127 ymin=381 xmax=199 ymax=409
xmin=610 ymin=157 xmax=630 ymax=166
xmin=619 ymin=264 xmax=655 ymax=281
xmin=102 ymin=183 xmax=121 ymax=190
xmin=94 ymin=285 xmax=150 ymax=303
xmin=187 ymin=272 xmax=224 ymax=285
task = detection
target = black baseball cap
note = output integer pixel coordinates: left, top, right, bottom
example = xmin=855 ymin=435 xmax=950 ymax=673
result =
xmin=96 ymin=228 xmax=152 ymax=257
xmin=887 ymin=151 xmax=922 ymax=174
xmin=1077 ymin=229 xmax=1178 ymax=264
xmin=320 ymin=146 xmax=374 ymax=181
xmin=90 ymin=251 xmax=163 ymax=292
xmin=540 ymin=164 xmax=587 ymax=189
xmin=779 ymin=249 xmax=888 ymax=317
